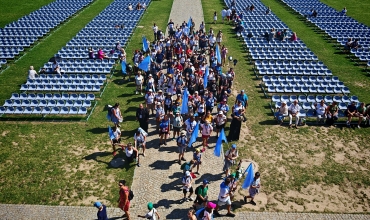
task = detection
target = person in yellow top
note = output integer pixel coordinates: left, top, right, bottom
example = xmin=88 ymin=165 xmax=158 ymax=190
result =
xmin=202 ymin=110 xmax=213 ymax=124
xmin=175 ymin=94 xmax=182 ymax=106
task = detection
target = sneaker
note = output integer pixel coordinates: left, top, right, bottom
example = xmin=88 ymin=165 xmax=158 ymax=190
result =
xmin=188 ymin=197 xmax=194 ymax=201
xmin=250 ymin=200 xmax=256 ymax=206
xmin=181 ymin=157 xmax=186 ymax=161
xmin=357 ymin=125 xmax=361 ymax=129
xmin=195 ymin=171 xmax=200 ymax=175
xmin=289 ymin=124 xmax=292 ymax=128
xmin=295 ymin=125 xmax=298 ymax=129
xmin=244 ymin=196 xmax=247 ymax=203
xmin=142 ymin=153 xmax=146 ymax=157
xmin=346 ymin=121 xmax=350 ymax=126
xmin=178 ymin=160 xmax=181 ymax=165
xmin=185 ymin=197 xmax=189 ymax=202
xmin=135 ymin=91 xmax=138 ymax=94
xmin=164 ymin=142 xmax=167 ymax=146
xmin=137 ymin=163 xmax=141 ymax=167
xmin=226 ymin=212 xmax=235 ymax=217
xmin=141 ymin=93 xmax=144 ymax=96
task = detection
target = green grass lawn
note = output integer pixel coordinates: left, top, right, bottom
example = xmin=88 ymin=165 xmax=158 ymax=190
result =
xmin=0 ymin=0 xmax=55 ymax=27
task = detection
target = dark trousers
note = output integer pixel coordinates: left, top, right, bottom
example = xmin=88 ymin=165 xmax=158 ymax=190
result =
xmin=139 ymin=120 xmax=148 ymax=132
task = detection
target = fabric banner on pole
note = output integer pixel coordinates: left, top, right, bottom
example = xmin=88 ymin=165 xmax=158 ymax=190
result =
xmin=204 ymin=66 xmax=209 ymax=88
xmin=138 ymin=56 xmax=151 ymax=71
xmin=187 ymin=122 xmax=199 ymax=147
xmin=142 ymin=36 xmax=149 ymax=52
xmin=108 ymin=126 xmax=115 ymax=140
xmin=214 ymin=128 xmax=227 ymax=157
xmin=215 ymin=44 xmax=221 ymax=64
xmin=242 ymin=163 xmax=254 ymax=189
xmin=181 ymin=88 xmax=189 ymax=114
xmin=121 ymin=61 xmax=126 ymax=75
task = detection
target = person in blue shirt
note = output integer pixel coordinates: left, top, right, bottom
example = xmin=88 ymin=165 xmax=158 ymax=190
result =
xmin=235 ymin=90 xmax=248 ymax=108
xmin=341 ymin=7 xmax=347 ymax=15
xmin=205 ymin=92 xmax=217 ymax=113
xmin=94 ymin=201 xmax=108 ymax=220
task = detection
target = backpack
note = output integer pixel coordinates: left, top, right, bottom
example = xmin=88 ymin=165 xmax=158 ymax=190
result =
xmin=128 ymin=190 xmax=134 ymax=201
xmin=195 ymin=207 xmax=205 ymax=219
xmin=180 ymin=162 xmax=190 ymax=171
xmin=194 ymin=185 xmax=202 ymax=195
xmin=106 ymin=105 xmax=113 ymax=121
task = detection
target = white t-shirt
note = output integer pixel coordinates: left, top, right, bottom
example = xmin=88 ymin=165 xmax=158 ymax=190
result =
xmin=201 ymin=124 xmax=213 ymax=136
xmin=134 ymin=133 xmax=145 ymax=144
xmin=126 ymin=148 xmax=134 ymax=157
xmin=145 ymin=93 xmax=155 ymax=104
xmin=185 ymin=119 xmax=197 ymax=133
xmin=182 ymin=175 xmax=193 ymax=190
xmin=233 ymin=104 xmax=244 ymax=113
xmin=173 ymin=115 xmax=183 ymax=127
xmin=153 ymin=25 xmax=158 ymax=33
xmin=135 ymin=75 xmax=144 ymax=85
xmin=316 ymin=103 xmax=327 ymax=115
xmin=28 ymin=70 xmax=38 ymax=79
xmin=288 ymin=103 xmax=300 ymax=114
xmin=197 ymin=103 xmax=206 ymax=113
xmin=215 ymin=115 xmax=227 ymax=126
xmin=221 ymin=9 xmax=227 ymax=17
xmin=145 ymin=208 xmax=157 ymax=220
xmin=203 ymin=210 xmax=213 ymax=220
xmin=218 ymin=183 xmax=230 ymax=202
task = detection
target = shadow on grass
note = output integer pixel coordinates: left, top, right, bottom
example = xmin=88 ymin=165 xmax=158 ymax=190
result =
xmin=86 ymin=127 xmax=107 ymax=134
xmin=83 ymin=151 xmax=135 ymax=171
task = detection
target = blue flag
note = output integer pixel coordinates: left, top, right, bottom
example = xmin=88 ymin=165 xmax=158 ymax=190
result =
xmin=181 ymin=88 xmax=189 ymax=114
xmin=187 ymin=121 xmax=199 ymax=147
xmin=121 ymin=61 xmax=127 ymax=75
xmin=214 ymin=128 xmax=227 ymax=157
xmin=242 ymin=163 xmax=254 ymax=189
xmin=187 ymin=17 xmax=192 ymax=29
xmin=204 ymin=66 xmax=209 ymax=88
xmin=142 ymin=36 xmax=149 ymax=52
xmin=215 ymin=44 xmax=221 ymax=64
xmin=108 ymin=126 xmax=115 ymax=140
xmin=175 ymin=29 xmax=183 ymax=39
xmin=138 ymin=55 xmax=151 ymax=72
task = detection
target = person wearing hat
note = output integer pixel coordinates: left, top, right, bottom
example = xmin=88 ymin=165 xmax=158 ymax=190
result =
xmin=205 ymin=92 xmax=217 ymax=113
xmin=275 ymin=101 xmax=288 ymax=125
xmin=155 ymin=102 xmax=165 ymax=132
xmin=177 ymin=130 xmax=187 ymax=164
xmin=135 ymin=71 xmax=144 ymax=95
xmin=134 ymin=130 xmax=147 ymax=157
xmin=244 ymin=172 xmax=261 ymax=206
xmin=145 ymin=89 xmax=155 ymax=116
xmin=94 ymin=201 xmax=108 ymax=220
xmin=217 ymin=98 xmax=230 ymax=116
xmin=175 ymin=93 xmax=182 ymax=107
xmin=184 ymin=115 xmax=197 ymax=144
xmin=192 ymin=148 xmax=202 ymax=174
xmin=118 ymin=180 xmax=131 ymax=219
xmin=193 ymin=179 xmax=209 ymax=209
xmin=159 ymin=114 xmax=171 ymax=146
xmin=138 ymin=202 xmax=160 ymax=219
xmin=223 ymin=144 xmax=238 ymax=177
xmin=288 ymin=99 xmax=300 ymax=129
xmin=227 ymin=173 xmax=238 ymax=200
xmin=173 ymin=112 xmax=184 ymax=140
xmin=155 ymin=90 xmax=165 ymax=107
xmin=182 ymin=170 xmax=194 ymax=202
xmin=200 ymin=119 xmax=213 ymax=151
xmin=171 ymin=101 xmax=181 ymax=117
xmin=214 ymin=111 xmax=227 ymax=136
xmin=236 ymin=90 xmax=248 ymax=108
xmin=203 ymin=201 xmax=217 ymax=220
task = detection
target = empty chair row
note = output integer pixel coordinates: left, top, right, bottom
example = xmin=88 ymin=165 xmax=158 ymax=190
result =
xmin=4 ymin=99 xmax=91 ymax=108
xmin=10 ymin=93 xmax=95 ymax=101
xmin=250 ymin=53 xmax=318 ymax=61
xmin=266 ymin=86 xmax=350 ymax=94
xmin=26 ymin=79 xmax=104 ymax=86
xmin=41 ymin=67 xmax=112 ymax=74
xmin=262 ymin=75 xmax=340 ymax=83
xmin=0 ymin=106 xmax=87 ymax=115
xmin=263 ymin=80 xmax=344 ymax=88
xmin=271 ymin=94 xmax=359 ymax=104
xmin=20 ymin=84 xmax=101 ymax=92
xmin=43 ymin=62 xmax=113 ymax=69
xmin=35 ymin=74 xmax=106 ymax=80
xmin=258 ymin=68 xmax=332 ymax=76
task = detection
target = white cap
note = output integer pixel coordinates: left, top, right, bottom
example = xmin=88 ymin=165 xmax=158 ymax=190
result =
xmin=149 ymin=89 xmax=153 ymax=92
xmin=185 ymin=171 xmax=190 ymax=176
xmin=218 ymin=111 xmax=223 ymax=115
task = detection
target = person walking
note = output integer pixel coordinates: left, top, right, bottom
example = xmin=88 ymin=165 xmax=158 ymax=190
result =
xmin=111 ymin=126 xmax=121 ymax=157
xmin=118 ymin=180 xmax=131 ymax=220
xmin=244 ymin=172 xmax=261 ymax=206
xmin=136 ymin=104 xmax=150 ymax=132
xmin=214 ymin=178 xmax=235 ymax=217
xmin=182 ymin=171 xmax=194 ymax=202
xmin=192 ymin=148 xmax=202 ymax=174
xmin=138 ymin=202 xmax=161 ymax=219
xmin=200 ymin=121 xmax=213 ymax=151
xmin=193 ymin=179 xmax=209 ymax=209
xmin=111 ymin=103 xmax=123 ymax=128
xmin=94 ymin=201 xmax=108 ymax=220
xmin=177 ymin=130 xmax=187 ymax=164
xmin=159 ymin=114 xmax=171 ymax=147
xmin=223 ymin=144 xmax=238 ymax=177
xmin=134 ymin=130 xmax=146 ymax=157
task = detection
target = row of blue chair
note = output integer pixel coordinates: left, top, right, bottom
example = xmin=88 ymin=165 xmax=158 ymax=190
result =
xmin=0 ymin=106 xmax=87 ymax=115
xmin=26 ymin=79 xmax=104 ymax=86
xmin=10 ymin=93 xmax=95 ymax=101
xmin=32 ymin=74 xmax=106 ymax=80
xmin=4 ymin=99 xmax=91 ymax=108
xmin=20 ymin=84 xmax=101 ymax=92
xmin=266 ymin=85 xmax=349 ymax=94
xmin=271 ymin=94 xmax=358 ymax=103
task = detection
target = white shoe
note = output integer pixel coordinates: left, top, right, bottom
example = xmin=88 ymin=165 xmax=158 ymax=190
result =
xmin=135 ymin=91 xmax=138 ymax=94
xmin=357 ymin=125 xmax=361 ymax=129
xmin=141 ymin=93 xmax=144 ymax=96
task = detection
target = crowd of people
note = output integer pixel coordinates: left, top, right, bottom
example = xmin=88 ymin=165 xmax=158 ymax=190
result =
xmin=99 ymin=13 xmax=264 ymax=219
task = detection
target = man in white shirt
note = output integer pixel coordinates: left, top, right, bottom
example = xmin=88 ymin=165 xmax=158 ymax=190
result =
xmin=145 ymin=89 xmax=155 ymax=116
xmin=315 ymin=100 xmax=327 ymax=123
xmin=275 ymin=101 xmax=288 ymax=125
xmin=288 ymin=100 xmax=300 ymax=128
xmin=184 ymin=115 xmax=197 ymax=144
xmin=28 ymin=66 xmax=38 ymax=79
xmin=135 ymin=71 xmax=144 ymax=95
xmin=214 ymin=178 xmax=235 ymax=217
xmin=214 ymin=111 xmax=227 ymax=136
xmin=153 ymin=23 xmax=158 ymax=41
xmin=134 ymin=130 xmax=146 ymax=156
xmin=221 ymin=8 xmax=227 ymax=23
xmin=182 ymin=171 xmax=194 ymax=202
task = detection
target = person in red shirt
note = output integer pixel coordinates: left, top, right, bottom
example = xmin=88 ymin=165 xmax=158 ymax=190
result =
xmin=118 ymin=180 xmax=131 ymax=219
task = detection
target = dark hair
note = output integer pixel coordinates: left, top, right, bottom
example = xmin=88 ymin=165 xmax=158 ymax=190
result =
xmin=224 ymin=177 xmax=231 ymax=185
xmin=119 ymin=180 xmax=126 ymax=185
xmin=114 ymin=103 xmax=119 ymax=107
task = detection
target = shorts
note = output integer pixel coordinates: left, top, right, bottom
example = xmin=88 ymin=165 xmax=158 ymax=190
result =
xmin=112 ymin=138 xmax=121 ymax=144
xmin=216 ymin=124 xmax=225 ymax=130
xmin=195 ymin=195 xmax=207 ymax=205
xmin=183 ymin=186 xmax=194 ymax=194
xmin=119 ymin=200 xmax=130 ymax=211
xmin=126 ymin=151 xmax=137 ymax=163
xmin=178 ymin=145 xmax=186 ymax=154
xmin=217 ymin=197 xmax=231 ymax=206
xmin=223 ymin=160 xmax=233 ymax=171
xmin=173 ymin=126 xmax=181 ymax=132
xmin=202 ymin=135 xmax=210 ymax=139
xmin=197 ymin=112 xmax=205 ymax=117
xmin=160 ymin=130 xmax=169 ymax=135
xmin=248 ymin=187 xmax=258 ymax=198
